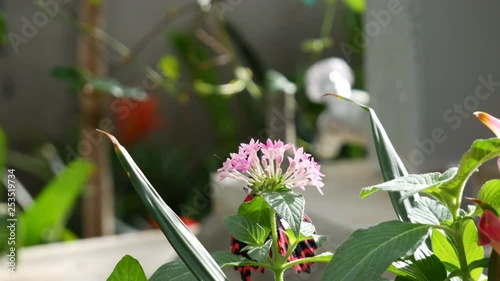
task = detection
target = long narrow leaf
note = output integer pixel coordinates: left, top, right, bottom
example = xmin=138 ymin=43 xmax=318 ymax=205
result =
xmin=325 ymin=94 xmax=418 ymax=222
xmin=20 ymin=158 xmax=95 ymax=246
xmin=99 ymin=130 xmax=227 ymax=281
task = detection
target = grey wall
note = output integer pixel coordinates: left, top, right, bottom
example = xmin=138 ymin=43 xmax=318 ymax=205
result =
xmin=0 ymin=0 xmax=350 ymax=150
xmin=366 ymin=0 xmax=500 ymax=173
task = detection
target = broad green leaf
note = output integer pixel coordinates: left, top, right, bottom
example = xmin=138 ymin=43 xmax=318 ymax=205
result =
xmin=300 ymin=221 xmax=316 ymax=237
xmin=244 ymin=240 xmax=272 ymax=262
xmin=343 ymin=0 xmax=365 ymax=13
xmin=431 ymin=221 xmax=484 ymax=279
xmin=360 ymin=168 xmax=457 ymax=200
xmin=89 ymin=0 xmax=102 ymax=5
xmin=407 ymin=197 xmax=452 ymax=225
xmin=327 ymin=94 xmax=416 ymax=222
xmin=322 ymin=221 xmax=431 ymax=281
xmin=462 ymin=220 xmax=485 ymax=279
xmin=0 ymin=11 xmax=7 ymax=45
xmin=389 ymin=248 xmax=447 ymax=281
xmin=100 ymin=130 xmax=227 ymax=281
xmin=425 ymin=138 xmax=500 ymax=217
xmin=476 ymin=179 xmax=500 ymax=215
xmin=149 ymin=260 xmax=197 ymax=281
xmin=223 ymin=215 xmax=269 ymax=246
xmin=159 ymin=55 xmax=180 ymax=81
xmin=150 ymin=252 xmax=263 ymax=281
xmin=312 ymin=234 xmax=327 ymax=248
xmin=238 ymin=195 xmax=272 ymax=229
xmin=20 ymin=158 xmax=94 ymax=246
xmin=431 ymin=229 xmax=460 ymax=272
xmin=107 ymin=255 xmax=147 ymax=281
xmin=262 ymin=190 xmax=304 ymax=238
xmin=285 ymin=221 xmax=317 ymax=246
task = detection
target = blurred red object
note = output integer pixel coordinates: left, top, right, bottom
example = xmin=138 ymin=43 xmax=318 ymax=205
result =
xmin=113 ymin=95 xmax=163 ymax=146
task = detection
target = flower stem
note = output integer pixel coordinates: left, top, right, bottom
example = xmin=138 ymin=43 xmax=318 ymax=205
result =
xmin=454 ymin=227 xmax=472 ymax=280
xmin=270 ymin=210 xmax=281 ymax=265
xmin=274 ymin=269 xmax=285 ymax=281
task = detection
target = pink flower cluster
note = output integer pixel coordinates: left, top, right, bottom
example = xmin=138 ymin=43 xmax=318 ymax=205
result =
xmin=218 ymin=139 xmax=325 ymax=194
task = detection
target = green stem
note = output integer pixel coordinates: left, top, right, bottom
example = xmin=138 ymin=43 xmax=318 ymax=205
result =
xmin=311 ymin=0 xmax=337 ymax=62
xmin=274 ymin=269 xmax=285 ymax=281
xmin=433 ymin=223 xmax=471 ymax=279
xmin=270 ymin=210 xmax=281 ymax=265
xmin=454 ymin=230 xmax=471 ymax=280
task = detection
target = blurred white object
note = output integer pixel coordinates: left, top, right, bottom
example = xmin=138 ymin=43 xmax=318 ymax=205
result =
xmin=305 ymin=58 xmax=370 ymax=159
xmin=305 ymin=57 xmax=354 ymax=102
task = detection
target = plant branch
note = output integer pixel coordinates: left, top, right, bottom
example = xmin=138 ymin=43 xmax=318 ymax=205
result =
xmin=270 ymin=210 xmax=282 ymax=266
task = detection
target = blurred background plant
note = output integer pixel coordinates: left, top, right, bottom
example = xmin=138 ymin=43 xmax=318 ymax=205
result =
xmin=0 ymin=0 xmax=366 ymax=245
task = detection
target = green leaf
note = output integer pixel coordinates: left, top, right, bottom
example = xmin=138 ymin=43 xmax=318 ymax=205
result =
xmin=360 ymin=168 xmax=457 ymax=200
xmin=223 ymin=215 xmax=269 ymax=246
xmin=431 ymin=221 xmax=484 ymax=279
xmin=343 ymin=0 xmax=365 ymax=13
xmin=262 ymin=190 xmax=304 ymax=238
xmin=0 ymin=11 xmax=7 ymax=45
xmin=327 ymin=94 xmax=416 ymax=222
xmin=150 ymin=252 xmax=263 ymax=281
xmin=107 ymin=255 xmax=147 ymax=281
xmin=476 ymin=179 xmax=500 ymax=215
xmin=237 ymin=195 xmax=272 ymax=229
xmin=244 ymin=240 xmax=272 ymax=262
xmin=407 ymin=197 xmax=452 ymax=225
xmin=431 ymin=229 xmax=460 ymax=272
xmin=425 ymin=138 xmax=500 ymax=217
xmin=100 ymin=130 xmax=227 ymax=281
xmin=51 ymin=66 xmax=87 ymax=93
xmin=149 ymin=260 xmax=197 ymax=281
xmin=389 ymin=248 xmax=447 ymax=281
xmin=468 ymin=258 xmax=490 ymax=271
xmin=462 ymin=220 xmax=485 ymax=279
xmin=159 ymin=55 xmax=180 ymax=81
xmin=85 ymin=77 xmax=147 ymax=100
xmin=20 ymin=158 xmax=94 ymax=246
xmin=322 ymin=221 xmax=431 ymax=281
xmin=285 ymin=221 xmax=318 ymax=247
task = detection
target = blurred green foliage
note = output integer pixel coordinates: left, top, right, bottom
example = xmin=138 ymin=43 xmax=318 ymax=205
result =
xmin=0 ymin=11 xmax=7 ymax=45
